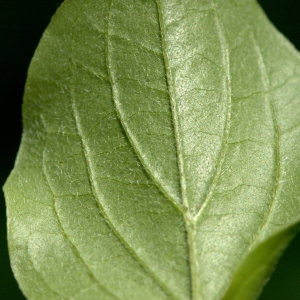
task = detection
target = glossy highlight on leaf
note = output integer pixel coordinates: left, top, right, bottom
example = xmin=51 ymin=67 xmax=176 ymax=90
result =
xmin=4 ymin=0 xmax=300 ymax=299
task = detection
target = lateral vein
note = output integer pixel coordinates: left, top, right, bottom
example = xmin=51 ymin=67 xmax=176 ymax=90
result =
xmin=195 ymin=2 xmax=232 ymax=220
xmin=247 ymin=34 xmax=282 ymax=246
xmin=65 ymin=2 xmax=179 ymax=299
xmin=42 ymin=149 xmax=119 ymax=300
xmin=104 ymin=2 xmax=183 ymax=214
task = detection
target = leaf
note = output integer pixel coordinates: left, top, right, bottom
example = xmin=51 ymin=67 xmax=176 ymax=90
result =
xmin=4 ymin=0 xmax=300 ymax=299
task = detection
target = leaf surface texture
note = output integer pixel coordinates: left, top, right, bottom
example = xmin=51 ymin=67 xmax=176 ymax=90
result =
xmin=4 ymin=0 xmax=300 ymax=299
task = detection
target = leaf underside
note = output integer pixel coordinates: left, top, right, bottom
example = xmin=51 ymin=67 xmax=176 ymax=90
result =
xmin=4 ymin=0 xmax=300 ymax=299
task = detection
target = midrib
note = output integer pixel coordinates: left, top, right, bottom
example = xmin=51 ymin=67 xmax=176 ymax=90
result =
xmin=155 ymin=1 xmax=233 ymax=299
xmin=155 ymin=1 xmax=196 ymax=299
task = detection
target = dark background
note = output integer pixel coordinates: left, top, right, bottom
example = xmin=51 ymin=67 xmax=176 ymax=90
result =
xmin=0 ymin=0 xmax=299 ymax=299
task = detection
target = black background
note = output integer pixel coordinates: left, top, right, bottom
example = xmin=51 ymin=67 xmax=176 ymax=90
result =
xmin=0 ymin=1 xmax=299 ymax=299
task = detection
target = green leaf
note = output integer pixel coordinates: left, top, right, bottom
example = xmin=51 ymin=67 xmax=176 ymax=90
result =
xmin=4 ymin=0 xmax=300 ymax=299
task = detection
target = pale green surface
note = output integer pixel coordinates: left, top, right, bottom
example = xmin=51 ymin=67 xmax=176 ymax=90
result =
xmin=4 ymin=0 xmax=300 ymax=299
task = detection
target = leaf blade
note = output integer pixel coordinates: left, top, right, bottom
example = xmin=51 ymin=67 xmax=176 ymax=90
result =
xmin=4 ymin=0 xmax=300 ymax=299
